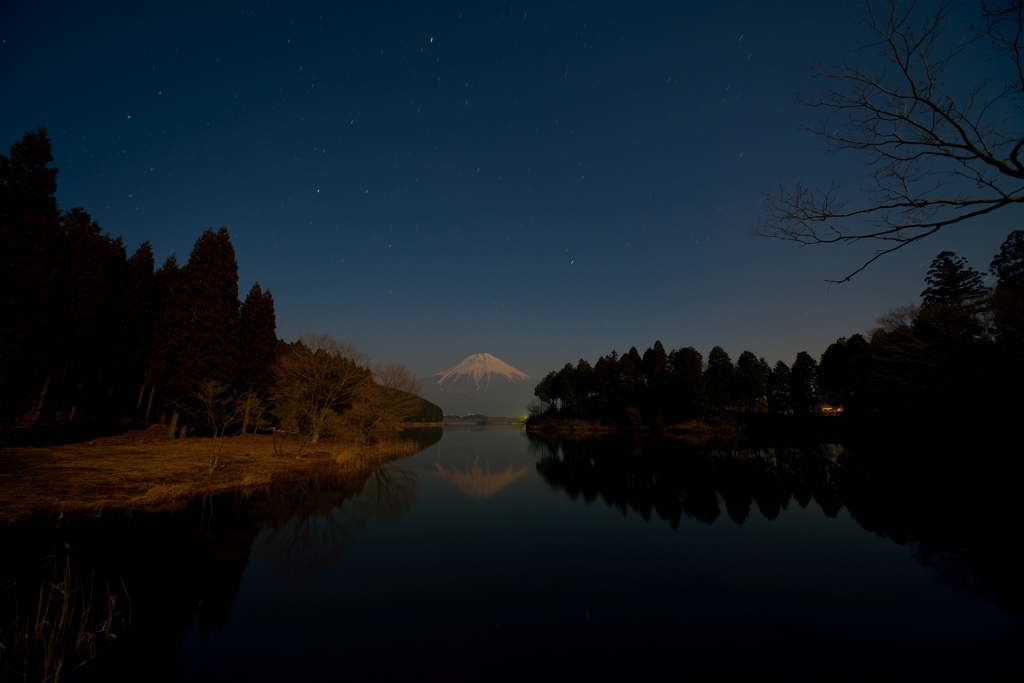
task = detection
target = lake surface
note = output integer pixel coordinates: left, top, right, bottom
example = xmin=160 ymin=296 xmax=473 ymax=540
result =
xmin=2 ymin=425 xmax=1022 ymax=679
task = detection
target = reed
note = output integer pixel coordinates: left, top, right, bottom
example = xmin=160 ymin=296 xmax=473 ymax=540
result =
xmin=0 ymin=557 xmax=129 ymax=682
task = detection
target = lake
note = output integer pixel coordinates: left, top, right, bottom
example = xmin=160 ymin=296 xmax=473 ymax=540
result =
xmin=2 ymin=425 xmax=1021 ymax=680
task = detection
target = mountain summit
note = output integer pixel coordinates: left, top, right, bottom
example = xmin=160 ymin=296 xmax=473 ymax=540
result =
xmin=420 ymin=354 xmax=532 ymax=417
xmin=431 ymin=353 xmax=529 ymax=392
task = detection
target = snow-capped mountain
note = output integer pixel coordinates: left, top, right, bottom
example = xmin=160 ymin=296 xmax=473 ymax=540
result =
xmin=431 ymin=353 xmax=529 ymax=392
xmin=420 ymin=353 xmax=533 ymax=417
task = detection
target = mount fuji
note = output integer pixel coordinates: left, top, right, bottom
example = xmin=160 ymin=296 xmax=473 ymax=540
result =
xmin=420 ymin=353 xmax=533 ymax=417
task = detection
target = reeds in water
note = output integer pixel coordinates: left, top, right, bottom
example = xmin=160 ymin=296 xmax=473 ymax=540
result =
xmin=0 ymin=557 xmax=129 ymax=682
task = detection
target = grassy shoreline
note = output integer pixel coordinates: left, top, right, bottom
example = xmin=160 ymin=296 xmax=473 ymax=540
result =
xmin=524 ymin=415 xmax=746 ymax=442
xmin=0 ymin=428 xmax=419 ymax=522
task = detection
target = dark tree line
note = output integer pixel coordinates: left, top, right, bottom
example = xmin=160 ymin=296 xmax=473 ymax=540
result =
xmin=532 ymin=343 xmax=823 ymax=425
xmin=1 ymin=128 xmax=440 ymax=439
xmin=0 ymin=128 xmax=277 ymax=432
xmin=532 ymin=230 xmax=1024 ymax=426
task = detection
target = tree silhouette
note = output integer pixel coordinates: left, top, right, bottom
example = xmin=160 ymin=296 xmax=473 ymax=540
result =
xmin=759 ymin=1 xmax=1024 ymax=281
xmin=735 ymin=351 xmax=769 ymax=410
xmin=148 ymin=228 xmax=239 ymax=433
xmin=790 ymin=352 xmax=819 ymax=412
xmin=818 ymin=334 xmax=870 ymax=409
xmin=705 ymin=346 xmax=735 ymax=410
xmin=990 ymin=229 xmax=1024 ymax=288
xmin=55 ymin=207 xmax=127 ymax=422
xmin=668 ymin=346 xmax=706 ymax=418
xmin=921 ymin=251 xmax=986 ymax=306
xmin=0 ymin=128 xmax=62 ymax=425
xmin=767 ymin=361 xmax=791 ymax=413
xmin=239 ymin=282 xmax=278 ymax=394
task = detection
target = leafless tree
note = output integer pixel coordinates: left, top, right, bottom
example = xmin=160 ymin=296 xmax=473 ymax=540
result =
xmin=272 ymin=334 xmax=372 ymax=445
xmin=347 ymin=363 xmax=424 ymax=440
xmin=187 ymin=381 xmax=245 ymax=470
xmin=758 ymin=0 xmax=1024 ymax=282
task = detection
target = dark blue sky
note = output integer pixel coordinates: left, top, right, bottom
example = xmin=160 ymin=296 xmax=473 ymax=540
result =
xmin=2 ymin=0 xmax=1017 ymax=380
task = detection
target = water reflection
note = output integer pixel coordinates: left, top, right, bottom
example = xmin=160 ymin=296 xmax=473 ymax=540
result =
xmin=529 ymin=433 xmax=1024 ymax=628
xmin=0 ymin=437 xmax=428 ymax=681
xmin=533 ymin=436 xmax=846 ymax=529
xmin=254 ymin=463 xmax=419 ymax=579
xmin=434 ymin=455 xmax=532 ymax=499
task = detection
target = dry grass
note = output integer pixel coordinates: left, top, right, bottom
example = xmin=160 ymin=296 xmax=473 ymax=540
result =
xmin=0 ymin=556 xmax=129 ymax=682
xmin=0 ymin=427 xmax=419 ymax=522
xmin=664 ymin=417 xmax=745 ymax=444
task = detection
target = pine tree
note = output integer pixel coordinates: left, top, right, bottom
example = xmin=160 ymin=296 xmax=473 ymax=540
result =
xmin=55 ymin=208 xmax=127 ymax=422
xmin=144 ymin=254 xmax=181 ymax=423
xmin=990 ymin=230 xmax=1024 ymax=289
xmin=921 ymin=251 xmax=986 ymax=306
xmin=668 ymin=346 xmax=706 ymax=418
xmin=705 ymin=346 xmax=735 ymax=410
xmin=121 ymin=242 xmax=159 ymax=415
xmin=790 ymin=351 xmax=819 ymax=412
xmin=148 ymin=228 xmax=239 ymax=431
xmin=766 ymin=361 xmax=791 ymax=413
xmin=238 ymin=282 xmax=278 ymax=393
xmin=735 ymin=351 xmax=769 ymax=410
xmin=238 ymin=282 xmax=278 ymax=432
xmin=0 ymin=128 xmax=62 ymax=425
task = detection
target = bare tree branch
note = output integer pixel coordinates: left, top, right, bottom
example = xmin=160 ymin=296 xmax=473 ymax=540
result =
xmin=758 ymin=0 xmax=1024 ymax=281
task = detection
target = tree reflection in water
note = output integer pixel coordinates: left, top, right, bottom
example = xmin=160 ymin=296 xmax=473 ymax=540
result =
xmin=252 ymin=462 xmax=419 ymax=580
xmin=530 ymin=433 xmax=1024 ymax=627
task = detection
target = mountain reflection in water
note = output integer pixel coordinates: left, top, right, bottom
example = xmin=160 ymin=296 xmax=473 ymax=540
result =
xmin=434 ymin=455 xmax=532 ymax=498
xmin=2 ymin=426 xmax=1022 ymax=680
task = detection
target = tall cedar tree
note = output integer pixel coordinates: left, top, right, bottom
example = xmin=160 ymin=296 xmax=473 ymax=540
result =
xmin=238 ymin=282 xmax=278 ymax=394
xmin=0 ymin=128 xmax=62 ymax=424
xmin=149 ymin=227 xmax=239 ymax=405
xmin=789 ymin=351 xmax=819 ymax=412
xmin=921 ymin=251 xmax=986 ymax=306
xmin=668 ymin=346 xmax=706 ymax=418
xmin=767 ymin=361 xmax=791 ymax=413
xmin=705 ymin=346 xmax=735 ymax=410
xmin=120 ymin=242 xmax=159 ymax=403
xmin=818 ymin=335 xmax=869 ymax=409
xmin=55 ymin=208 xmax=127 ymax=421
xmin=735 ymin=351 xmax=770 ymax=410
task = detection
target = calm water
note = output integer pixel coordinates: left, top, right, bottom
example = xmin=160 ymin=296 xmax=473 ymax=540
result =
xmin=2 ymin=426 xmax=1022 ymax=679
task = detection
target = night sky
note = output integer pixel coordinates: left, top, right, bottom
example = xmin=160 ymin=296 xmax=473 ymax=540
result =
xmin=2 ymin=0 xmax=1017 ymax=380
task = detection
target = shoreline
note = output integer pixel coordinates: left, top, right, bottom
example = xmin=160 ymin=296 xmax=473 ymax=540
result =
xmin=0 ymin=428 xmax=420 ymax=522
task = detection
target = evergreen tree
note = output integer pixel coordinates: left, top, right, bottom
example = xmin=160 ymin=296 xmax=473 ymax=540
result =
xmin=640 ymin=341 xmax=668 ymax=389
xmin=0 ymin=128 xmax=62 ymax=425
xmin=990 ymin=230 xmax=1024 ymax=288
xmin=735 ymin=350 xmax=769 ymax=410
xmin=818 ymin=334 xmax=869 ymax=409
xmin=767 ymin=361 xmax=791 ymax=413
xmin=921 ymin=251 xmax=986 ymax=306
xmin=55 ymin=208 xmax=127 ymax=422
xmin=989 ymin=230 xmax=1024 ymax=365
xmin=705 ymin=346 xmax=735 ymax=410
xmin=789 ymin=351 xmax=819 ymax=412
xmin=238 ymin=282 xmax=278 ymax=394
xmin=120 ymin=242 xmax=159 ymax=414
xmin=238 ymin=282 xmax=278 ymax=433
xmin=668 ymin=346 xmax=706 ymax=418
xmin=149 ymin=228 xmax=239 ymax=430
xmin=574 ymin=359 xmax=595 ymax=414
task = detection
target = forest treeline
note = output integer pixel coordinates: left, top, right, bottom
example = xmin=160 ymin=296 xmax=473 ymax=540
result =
xmin=531 ymin=233 xmax=1024 ymax=427
xmin=0 ymin=128 xmax=440 ymax=441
